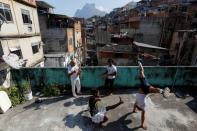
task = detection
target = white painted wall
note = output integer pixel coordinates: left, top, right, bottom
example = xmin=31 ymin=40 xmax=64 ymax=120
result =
xmin=1 ymin=36 xmax=44 ymax=67
xmin=12 ymin=0 xmax=40 ymax=35
xmin=0 ymin=0 xmax=40 ymax=36
xmin=0 ymin=0 xmax=18 ymax=36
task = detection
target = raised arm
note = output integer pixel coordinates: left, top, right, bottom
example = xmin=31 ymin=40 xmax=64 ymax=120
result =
xmin=138 ymin=61 xmax=145 ymax=78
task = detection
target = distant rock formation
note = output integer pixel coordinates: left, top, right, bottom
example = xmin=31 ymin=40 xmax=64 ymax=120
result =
xmin=74 ymin=3 xmax=107 ymax=19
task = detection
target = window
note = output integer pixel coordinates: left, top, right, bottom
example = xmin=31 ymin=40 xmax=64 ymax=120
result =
xmin=11 ymin=50 xmax=22 ymax=59
xmin=32 ymin=42 xmax=40 ymax=54
xmin=10 ymin=48 xmax=23 ymax=59
xmin=0 ymin=2 xmax=13 ymax=22
xmin=21 ymin=9 xmax=31 ymax=24
xmin=32 ymin=44 xmax=39 ymax=54
xmin=69 ymin=38 xmax=73 ymax=45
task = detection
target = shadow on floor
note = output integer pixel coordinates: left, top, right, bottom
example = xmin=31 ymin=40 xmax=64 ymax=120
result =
xmin=185 ymin=88 xmax=197 ymax=113
xmin=63 ymin=110 xmax=93 ymax=131
xmin=186 ymin=97 xmax=197 ymax=113
xmin=63 ymin=89 xmax=121 ymax=108
xmin=64 ymin=96 xmax=89 ymax=107
xmin=24 ymin=95 xmax=69 ymax=110
xmin=104 ymin=112 xmax=142 ymax=131
xmin=174 ymin=86 xmax=197 ymax=113
xmin=63 ymin=110 xmax=141 ymax=131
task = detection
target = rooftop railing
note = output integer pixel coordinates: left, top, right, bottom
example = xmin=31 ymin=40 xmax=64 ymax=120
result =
xmin=11 ymin=66 xmax=197 ymax=89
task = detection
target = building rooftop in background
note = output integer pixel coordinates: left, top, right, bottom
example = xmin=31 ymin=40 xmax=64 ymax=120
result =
xmin=44 ymin=53 xmax=66 ymax=58
xmin=98 ymin=44 xmax=133 ymax=53
xmin=133 ymin=41 xmax=168 ymax=51
xmin=36 ymin=1 xmax=54 ymax=9
xmin=47 ymin=13 xmax=74 ymax=21
xmin=176 ymin=29 xmax=197 ymax=32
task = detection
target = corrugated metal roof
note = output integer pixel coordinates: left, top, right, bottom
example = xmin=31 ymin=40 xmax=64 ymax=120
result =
xmin=44 ymin=53 xmax=66 ymax=57
xmin=133 ymin=41 xmax=168 ymax=50
xmin=176 ymin=29 xmax=196 ymax=32
xmin=98 ymin=44 xmax=133 ymax=53
xmin=48 ymin=13 xmax=75 ymax=21
xmin=36 ymin=1 xmax=54 ymax=8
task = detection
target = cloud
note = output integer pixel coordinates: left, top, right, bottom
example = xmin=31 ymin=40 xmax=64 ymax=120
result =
xmin=96 ymin=5 xmax=109 ymax=13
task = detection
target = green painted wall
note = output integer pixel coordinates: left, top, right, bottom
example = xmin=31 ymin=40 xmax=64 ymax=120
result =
xmin=11 ymin=67 xmax=197 ymax=89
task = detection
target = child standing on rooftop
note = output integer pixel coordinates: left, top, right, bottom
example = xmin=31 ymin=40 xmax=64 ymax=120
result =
xmin=102 ymin=59 xmax=117 ymax=95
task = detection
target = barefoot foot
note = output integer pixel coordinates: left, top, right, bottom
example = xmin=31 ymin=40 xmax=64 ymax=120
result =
xmin=140 ymin=125 xmax=147 ymax=130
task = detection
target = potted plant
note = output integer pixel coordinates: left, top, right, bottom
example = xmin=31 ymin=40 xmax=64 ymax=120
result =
xmin=21 ymin=80 xmax=32 ymax=100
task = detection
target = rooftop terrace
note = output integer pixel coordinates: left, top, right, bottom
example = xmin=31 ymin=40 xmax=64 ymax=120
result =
xmin=0 ymin=89 xmax=196 ymax=131
xmin=0 ymin=66 xmax=197 ymax=131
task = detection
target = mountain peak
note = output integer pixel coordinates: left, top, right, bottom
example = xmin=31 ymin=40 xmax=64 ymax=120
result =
xmin=74 ymin=3 xmax=107 ymax=19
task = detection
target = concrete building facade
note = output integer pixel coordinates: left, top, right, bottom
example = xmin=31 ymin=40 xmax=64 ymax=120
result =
xmin=37 ymin=1 xmax=84 ymax=67
xmin=121 ymin=17 xmax=162 ymax=46
xmin=0 ymin=0 xmax=44 ymax=67
xmin=0 ymin=0 xmax=44 ymax=87
xmin=170 ymin=30 xmax=197 ymax=66
xmin=73 ymin=21 xmax=83 ymax=64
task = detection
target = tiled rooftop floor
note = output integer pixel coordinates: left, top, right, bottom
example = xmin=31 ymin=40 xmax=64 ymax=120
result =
xmin=0 ymin=89 xmax=196 ymax=131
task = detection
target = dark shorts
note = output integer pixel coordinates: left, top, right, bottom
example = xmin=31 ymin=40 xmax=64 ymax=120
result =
xmin=140 ymin=77 xmax=150 ymax=94
xmin=105 ymin=78 xmax=115 ymax=92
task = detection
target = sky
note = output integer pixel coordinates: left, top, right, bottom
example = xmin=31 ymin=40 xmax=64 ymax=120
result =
xmin=41 ymin=0 xmax=140 ymax=17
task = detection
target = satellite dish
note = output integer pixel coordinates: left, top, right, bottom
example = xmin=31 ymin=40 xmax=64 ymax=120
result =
xmin=2 ymin=53 xmax=26 ymax=69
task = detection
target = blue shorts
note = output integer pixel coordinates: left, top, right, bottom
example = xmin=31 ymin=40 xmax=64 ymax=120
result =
xmin=140 ymin=77 xmax=150 ymax=94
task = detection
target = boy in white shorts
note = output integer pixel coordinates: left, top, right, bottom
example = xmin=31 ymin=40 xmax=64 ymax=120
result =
xmin=89 ymin=89 xmax=123 ymax=126
xmin=132 ymin=61 xmax=170 ymax=130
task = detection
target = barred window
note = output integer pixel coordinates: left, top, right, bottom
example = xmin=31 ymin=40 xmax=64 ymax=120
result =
xmin=21 ymin=9 xmax=32 ymax=24
xmin=0 ymin=2 xmax=13 ymax=22
xmin=31 ymin=42 xmax=39 ymax=54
